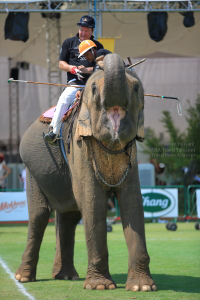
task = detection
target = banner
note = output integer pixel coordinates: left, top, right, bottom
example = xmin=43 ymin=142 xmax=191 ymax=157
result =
xmin=196 ymin=189 xmax=200 ymax=218
xmin=0 ymin=192 xmax=28 ymax=222
xmin=141 ymin=188 xmax=178 ymax=218
xmin=98 ymin=38 xmax=115 ymax=53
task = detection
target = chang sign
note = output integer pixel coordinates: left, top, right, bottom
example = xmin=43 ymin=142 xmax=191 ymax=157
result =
xmin=141 ymin=188 xmax=178 ymax=218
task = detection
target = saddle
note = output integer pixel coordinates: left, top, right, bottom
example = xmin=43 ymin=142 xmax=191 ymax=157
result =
xmin=38 ymin=99 xmax=80 ymax=124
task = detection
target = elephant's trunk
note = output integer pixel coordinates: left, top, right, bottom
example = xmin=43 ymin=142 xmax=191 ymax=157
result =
xmin=103 ymin=54 xmax=129 ymax=109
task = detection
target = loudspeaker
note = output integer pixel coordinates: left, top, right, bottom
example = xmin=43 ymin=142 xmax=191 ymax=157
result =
xmin=147 ymin=12 xmax=168 ymax=42
xmin=20 ymin=62 xmax=29 ymax=70
xmin=10 ymin=68 xmax=19 ymax=80
xmin=183 ymin=11 xmax=195 ymax=28
xmin=4 ymin=12 xmax=29 ymax=42
xmin=41 ymin=2 xmax=61 ymax=19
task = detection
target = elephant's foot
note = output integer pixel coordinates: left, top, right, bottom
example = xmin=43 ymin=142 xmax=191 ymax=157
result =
xmin=15 ymin=264 xmax=36 ymax=283
xmin=84 ymin=276 xmax=116 ymax=290
xmin=126 ymin=275 xmax=156 ymax=292
xmin=52 ymin=267 xmax=79 ymax=280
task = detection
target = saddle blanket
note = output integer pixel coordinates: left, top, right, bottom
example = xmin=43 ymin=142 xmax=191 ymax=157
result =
xmin=39 ymin=101 xmax=79 ymax=124
xmin=43 ymin=106 xmax=56 ymax=119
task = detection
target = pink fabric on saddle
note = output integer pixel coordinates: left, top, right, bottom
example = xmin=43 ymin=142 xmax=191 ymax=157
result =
xmin=42 ymin=102 xmax=77 ymax=120
xmin=43 ymin=106 xmax=56 ymax=119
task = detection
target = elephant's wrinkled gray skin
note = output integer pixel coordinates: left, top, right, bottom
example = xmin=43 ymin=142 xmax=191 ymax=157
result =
xmin=15 ymin=54 xmax=156 ymax=292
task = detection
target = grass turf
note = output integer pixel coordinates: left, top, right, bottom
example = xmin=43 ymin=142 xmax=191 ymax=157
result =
xmin=0 ymin=222 xmax=200 ymax=300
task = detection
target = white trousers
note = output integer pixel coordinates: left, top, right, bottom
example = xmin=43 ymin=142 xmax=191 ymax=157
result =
xmin=50 ymin=81 xmax=84 ymax=135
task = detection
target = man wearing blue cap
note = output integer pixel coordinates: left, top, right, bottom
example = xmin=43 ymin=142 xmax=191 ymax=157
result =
xmin=44 ymin=15 xmax=103 ymax=143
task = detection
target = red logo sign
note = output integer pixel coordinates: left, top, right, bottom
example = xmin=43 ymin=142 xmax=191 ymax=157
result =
xmin=0 ymin=201 xmax=26 ymax=213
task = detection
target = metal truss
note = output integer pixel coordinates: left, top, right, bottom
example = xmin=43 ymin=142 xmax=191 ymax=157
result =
xmin=0 ymin=1 xmax=200 ymax=13
xmin=46 ymin=18 xmax=62 ymax=107
xmin=8 ymin=59 xmax=20 ymax=162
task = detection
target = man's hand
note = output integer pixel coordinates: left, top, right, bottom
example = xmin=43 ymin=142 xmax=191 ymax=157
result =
xmin=78 ymin=65 xmax=93 ymax=74
xmin=76 ymin=90 xmax=82 ymax=100
xmin=70 ymin=66 xmax=84 ymax=80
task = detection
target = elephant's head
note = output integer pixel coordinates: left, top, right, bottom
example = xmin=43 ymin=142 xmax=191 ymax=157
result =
xmin=76 ymin=53 xmax=144 ymax=145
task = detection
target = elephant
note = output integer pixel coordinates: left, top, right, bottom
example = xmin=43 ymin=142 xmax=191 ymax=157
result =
xmin=15 ymin=53 xmax=156 ymax=292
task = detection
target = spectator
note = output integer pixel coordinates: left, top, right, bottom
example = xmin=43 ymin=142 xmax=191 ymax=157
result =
xmin=108 ymin=194 xmax=116 ymax=213
xmin=19 ymin=167 xmax=26 ymax=191
xmin=0 ymin=153 xmax=11 ymax=190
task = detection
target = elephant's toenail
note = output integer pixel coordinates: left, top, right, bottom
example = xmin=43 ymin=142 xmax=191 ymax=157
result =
xmin=109 ymin=284 xmax=116 ymax=290
xmin=15 ymin=274 xmax=21 ymax=281
xmin=97 ymin=285 xmax=105 ymax=290
xmin=131 ymin=285 xmax=139 ymax=291
xmin=85 ymin=284 xmax=92 ymax=290
xmin=21 ymin=277 xmax=30 ymax=283
xmin=152 ymin=284 xmax=157 ymax=291
xmin=141 ymin=285 xmax=151 ymax=292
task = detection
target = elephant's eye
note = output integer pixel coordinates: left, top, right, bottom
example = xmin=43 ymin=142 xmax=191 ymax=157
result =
xmin=134 ymin=84 xmax=139 ymax=93
xmin=92 ymin=82 xmax=97 ymax=96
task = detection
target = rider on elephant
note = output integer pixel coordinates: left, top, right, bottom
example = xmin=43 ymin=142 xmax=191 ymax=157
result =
xmin=78 ymin=40 xmax=112 ymax=72
xmin=44 ymin=15 xmax=103 ymax=144
xmin=78 ymin=40 xmax=130 ymax=74
xmin=76 ymin=40 xmax=112 ymax=100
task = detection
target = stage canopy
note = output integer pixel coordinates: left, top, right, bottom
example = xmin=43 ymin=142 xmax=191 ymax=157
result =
xmin=0 ymin=1 xmax=200 ymax=67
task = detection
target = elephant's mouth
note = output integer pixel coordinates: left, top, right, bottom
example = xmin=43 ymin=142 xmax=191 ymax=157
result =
xmin=107 ymin=106 xmax=125 ymax=138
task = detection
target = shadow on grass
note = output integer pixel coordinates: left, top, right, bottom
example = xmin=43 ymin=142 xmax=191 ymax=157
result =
xmin=36 ymin=277 xmax=85 ymax=282
xmin=112 ymin=273 xmax=200 ymax=293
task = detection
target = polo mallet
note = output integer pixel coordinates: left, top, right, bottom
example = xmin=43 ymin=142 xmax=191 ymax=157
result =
xmin=144 ymin=94 xmax=182 ymax=116
xmin=8 ymin=78 xmax=83 ymax=89
xmin=127 ymin=58 xmax=146 ymax=69
xmin=8 ymin=73 xmax=182 ymax=115
xmin=127 ymin=56 xmax=133 ymax=65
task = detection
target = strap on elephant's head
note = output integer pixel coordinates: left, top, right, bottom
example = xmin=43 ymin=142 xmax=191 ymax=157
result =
xmin=75 ymin=100 xmax=92 ymax=141
xmin=136 ymin=108 xmax=145 ymax=142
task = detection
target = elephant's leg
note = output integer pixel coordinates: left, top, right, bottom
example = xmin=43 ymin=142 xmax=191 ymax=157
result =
xmin=80 ymin=187 xmax=116 ymax=290
xmin=15 ymin=170 xmax=51 ymax=282
xmin=52 ymin=210 xmax=82 ymax=280
xmin=118 ymin=172 xmax=156 ymax=292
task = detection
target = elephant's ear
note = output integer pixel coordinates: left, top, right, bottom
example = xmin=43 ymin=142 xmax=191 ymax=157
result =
xmin=96 ymin=58 xmax=104 ymax=70
xmin=75 ymin=101 xmax=92 ymax=141
xmin=136 ymin=109 xmax=145 ymax=142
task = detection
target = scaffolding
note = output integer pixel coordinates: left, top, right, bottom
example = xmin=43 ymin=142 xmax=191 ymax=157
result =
xmin=8 ymin=59 xmax=20 ymax=162
xmin=0 ymin=1 xmax=200 ymax=13
xmin=46 ymin=17 xmax=62 ymax=107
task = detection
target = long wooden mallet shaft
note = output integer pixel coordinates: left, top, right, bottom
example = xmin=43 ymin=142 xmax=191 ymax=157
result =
xmin=127 ymin=58 xmax=146 ymax=69
xmin=144 ymin=94 xmax=179 ymax=100
xmin=145 ymin=94 xmax=182 ymax=116
xmin=8 ymin=78 xmax=83 ymax=89
xmin=8 ymin=78 xmax=179 ymax=101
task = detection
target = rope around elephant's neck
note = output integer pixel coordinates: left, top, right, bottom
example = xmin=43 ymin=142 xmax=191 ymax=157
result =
xmin=90 ymin=139 xmax=133 ymax=188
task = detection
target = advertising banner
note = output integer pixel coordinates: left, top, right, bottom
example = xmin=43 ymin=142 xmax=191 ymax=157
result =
xmin=141 ymin=188 xmax=178 ymax=218
xmin=0 ymin=192 xmax=28 ymax=222
xmin=196 ymin=189 xmax=200 ymax=219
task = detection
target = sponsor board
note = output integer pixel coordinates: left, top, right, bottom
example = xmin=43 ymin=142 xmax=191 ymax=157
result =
xmin=0 ymin=192 xmax=28 ymax=222
xmin=196 ymin=189 xmax=200 ymax=218
xmin=141 ymin=188 xmax=178 ymax=218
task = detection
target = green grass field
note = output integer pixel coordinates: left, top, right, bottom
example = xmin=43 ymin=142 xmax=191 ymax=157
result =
xmin=0 ymin=222 xmax=200 ymax=300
